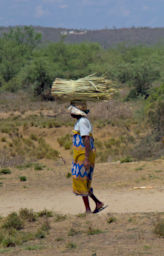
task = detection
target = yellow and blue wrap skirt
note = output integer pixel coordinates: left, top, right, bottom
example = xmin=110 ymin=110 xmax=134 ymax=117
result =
xmin=71 ymin=130 xmax=96 ymax=196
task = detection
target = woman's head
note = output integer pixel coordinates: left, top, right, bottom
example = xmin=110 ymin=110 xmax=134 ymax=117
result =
xmin=68 ymin=101 xmax=89 ymax=118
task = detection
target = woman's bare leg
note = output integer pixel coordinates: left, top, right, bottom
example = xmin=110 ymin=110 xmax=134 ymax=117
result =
xmin=82 ymin=196 xmax=91 ymax=213
xmin=89 ymin=192 xmax=104 ymax=211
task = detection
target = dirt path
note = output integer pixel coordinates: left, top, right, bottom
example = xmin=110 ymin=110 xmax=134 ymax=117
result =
xmin=1 ymin=188 xmax=164 ymax=216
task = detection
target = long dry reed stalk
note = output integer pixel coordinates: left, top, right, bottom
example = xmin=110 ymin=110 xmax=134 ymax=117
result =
xmin=51 ymin=74 xmax=118 ymax=102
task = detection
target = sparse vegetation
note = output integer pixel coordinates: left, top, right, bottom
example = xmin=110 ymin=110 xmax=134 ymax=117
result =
xmin=0 ymin=210 xmax=163 ymax=254
xmin=0 ymin=210 xmax=51 ymax=249
xmin=40 ymin=219 xmax=51 ymax=232
xmin=37 ymin=209 xmax=53 ymax=218
xmin=135 ymin=166 xmax=144 ymax=171
xmin=35 ymin=229 xmax=46 ymax=239
xmin=24 ymin=245 xmax=45 ymax=251
xmin=30 ymin=134 xmax=38 ymax=141
xmin=107 ymin=216 xmax=117 ymax=224
xmin=0 ymin=168 xmax=11 ymax=175
xmin=57 ymin=134 xmax=72 ymax=150
xmin=19 ymin=176 xmax=27 ymax=182
xmin=66 ymin=242 xmax=77 ymax=249
xmin=87 ymin=226 xmax=103 ymax=235
xmin=17 ymin=162 xmax=33 ymax=170
xmin=55 ymin=237 xmax=64 ymax=242
xmin=76 ymin=213 xmax=87 ymax=218
xmin=68 ymin=227 xmax=81 ymax=236
xmin=120 ymin=156 xmax=133 ymax=163
xmin=66 ymin=172 xmax=71 ymax=178
xmin=2 ymin=212 xmax=24 ymax=230
xmin=1 ymin=137 xmax=6 ymax=142
xmin=54 ymin=213 xmax=67 ymax=222
xmin=19 ymin=208 xmax=36 ymax=222
xmin=154 ymin=219 xmax=164 ymax=237
xmin=34 ymin=163 xmax=45 ymax=171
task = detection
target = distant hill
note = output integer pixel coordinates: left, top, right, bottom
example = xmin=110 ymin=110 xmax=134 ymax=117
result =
xmin=1 ymin=26 xmax=164 ymax=48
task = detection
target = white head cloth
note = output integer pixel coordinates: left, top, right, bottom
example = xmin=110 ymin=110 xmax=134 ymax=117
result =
xmin=68 ymin=105 xmax=87 ymax=117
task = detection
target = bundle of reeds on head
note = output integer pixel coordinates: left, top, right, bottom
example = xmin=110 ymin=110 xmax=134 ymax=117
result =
xmin=51 ymin=74 xmax=118 ymax=102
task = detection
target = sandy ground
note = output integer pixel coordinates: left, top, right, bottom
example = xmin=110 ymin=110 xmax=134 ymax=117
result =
xmin=0 ymin=159 xmax=164 ymax=216
xmin=1 ymin=188 xmax=164 ymax=216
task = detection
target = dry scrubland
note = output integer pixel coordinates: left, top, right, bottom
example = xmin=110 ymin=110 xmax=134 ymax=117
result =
xmin=1 ymin=210 xmax=164 ymax=256
xmin=0 ymin=92 xmax=164 ymax=256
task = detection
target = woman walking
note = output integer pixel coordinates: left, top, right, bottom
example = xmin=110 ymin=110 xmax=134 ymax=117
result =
xmin=68 ymin=101 xmax=104 ymax=214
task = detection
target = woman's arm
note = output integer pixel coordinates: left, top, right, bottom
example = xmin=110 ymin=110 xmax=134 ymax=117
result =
xmin=83 ymin=135 xmax=91 ymax=170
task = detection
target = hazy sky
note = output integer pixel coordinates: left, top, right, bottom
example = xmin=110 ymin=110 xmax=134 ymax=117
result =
xmin=0 ymin=0 xmax=164 ymax=29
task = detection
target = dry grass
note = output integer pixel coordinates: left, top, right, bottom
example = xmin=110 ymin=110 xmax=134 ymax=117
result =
xmin=0 ymin=211 xmax=164 ymax=255
xmin=0 ymin=91 xmax=163 ymax=164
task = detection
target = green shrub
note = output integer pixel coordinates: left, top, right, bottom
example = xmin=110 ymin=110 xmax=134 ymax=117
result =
xmin=126 ymin=62 xmax=160 ymax=99
xmin=57 ymin=134 xmax=72 ymax=150
xmin=1 ymin=128 xmax=10 ymax=134
xmin=47 ymin=121 xmax=54 ymax=128
xmin=17 ymin=162 xmax=33 ymax=170
xmin=107 ymin=216 xmax=117 ymax=224
xmin=19 ymin=176 xmax=27 ymax=182
xmin=2 ymin=212 xmax=24 ymax=230
xmin=34 ymin=163 xmax=45 ymax=171
xmin=115 ymin=63 xmax=133 ymax=83
xmin=66 ymin=172 xmax=71 ymax=178
xmin=0 ymin=233 xmax=4 ymax=244
xmin=40 ymin=219 xmax=51 ymax=232
xmin=145 ymin=84 xmax=164 ymax=141
xmin=30 ymin=134 xmax=38 ymax=141
xmin=19 ymin=208 xmax=36 ymax=222
xmin=0 ymin=228 xmax=35 ymax=248
xmin=120 ymin=156 xmax=133 ymax=163
xmin=1 ymin=137 xmax=7 ymax=142
xmin=19 ymin=232 xmax=35 ymax=243
xmin=37 ymin=209 xmax=53 ymax=218
xmin=2 ymin=236 xmax=17 ymax=248
xmin=0 ymin=168 xmax=11 ymax=175
xmin=64 ymin=141 xmax=71 ymax=150
xmin=154 ymin=219 xmax=164 ymax=237
xmin=22 ymin=138 xmax=34 ymax=147
xmin=35 ymin=229 xmax=45 ymax=239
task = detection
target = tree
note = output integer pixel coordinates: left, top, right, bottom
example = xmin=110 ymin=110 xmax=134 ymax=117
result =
xmin=0 ymin=26 xmax=42 ymax=91
xmin=3 ymin=26 xmax=42 ymax=49
xmin=19 ymin=57 xmax=55 ymax=96
xmin=0 ymin=38 xmax=26 ymax=82
xmin=145 ymin=84 xmax=164 ymax=141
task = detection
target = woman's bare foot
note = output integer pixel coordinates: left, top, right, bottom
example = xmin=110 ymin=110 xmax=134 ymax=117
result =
xmin=86 ymin=209 xmax=92 ymax=214
xmin=93 ymin=202 xmax=104 ymax=214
